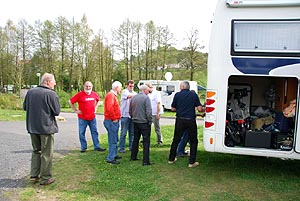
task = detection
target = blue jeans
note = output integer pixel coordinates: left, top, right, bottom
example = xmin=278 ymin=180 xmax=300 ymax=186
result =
xmin=78 ymin=118 xmax=100 ymax=150
xmin=177 ymin=130 xmax=189 ymax=155
xmin=104 ymin=120 xmax=120 ymax=161
xmin=119 ymin=117 xmax=134 ymax=152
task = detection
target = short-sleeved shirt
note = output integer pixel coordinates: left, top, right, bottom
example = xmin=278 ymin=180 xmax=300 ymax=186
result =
xmin=70 ymin=91 xmax=100 ymax=120
xmin=171 ymin=89 xmax=201 ymax=119
xmin=148 ymin=89 xmax=163 ymax=115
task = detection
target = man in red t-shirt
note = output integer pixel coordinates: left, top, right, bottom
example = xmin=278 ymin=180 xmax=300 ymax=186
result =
xmin=69 ymin=81 xmax=106 ymax=153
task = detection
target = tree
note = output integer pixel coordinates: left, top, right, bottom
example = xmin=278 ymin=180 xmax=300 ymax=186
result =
xmin=55 ymin=16 xmax=71 ymax=91
xmin=33 ymin=20 xmax=56 ymax=74
xmin=112 ymin=18 xmax=131 ymax=81
xmin=157 ymin=25 xmax=174 ymax=80
xmin=143 ymin=21 xmax=156 ymax=80
xmin=180 ymin=29 xmax=204 ymax=80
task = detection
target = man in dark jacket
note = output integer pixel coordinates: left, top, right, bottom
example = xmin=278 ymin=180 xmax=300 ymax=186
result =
xmin=168 ymin=81 xmax=204 ymax=168
xmin=23 ymin=73 xmax=60 ymax=185
xmin=129 ymin=84 xmax=153 ymax=166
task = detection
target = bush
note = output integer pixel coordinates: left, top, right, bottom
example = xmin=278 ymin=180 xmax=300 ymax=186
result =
xmin=0 ymin=93 xmax=23 ymax=110
xmin=57 ymin=90 xmax=73 ymax=108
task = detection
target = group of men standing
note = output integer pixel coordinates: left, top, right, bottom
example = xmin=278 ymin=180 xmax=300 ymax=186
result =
xmin=23 ymin=73 xmax=204 ymax=185
xmin=67 ymin=79 xmax=163 ymax=166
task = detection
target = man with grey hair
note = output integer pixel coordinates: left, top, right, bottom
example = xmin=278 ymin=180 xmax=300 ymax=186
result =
xmin=168 ymin=81 xmax=204 ymax=168
xmin=104 ymin=81 xmax=122 ymax=164
xmin=145 ymin=82 xmax=163 ymax=146
xmin=69 ymin=81 xmax=106 ymax=153
xmin=23 ymin=72 xmax=60 ymax=185
xmin=129 ymin=84 xmax=153 ymax=166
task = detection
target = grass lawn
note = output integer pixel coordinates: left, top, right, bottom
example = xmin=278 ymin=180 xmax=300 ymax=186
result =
xmin=13 ymin=125 xmax=300 ymax=201
xmin=0 ymin=109 xmax=26 ymax=121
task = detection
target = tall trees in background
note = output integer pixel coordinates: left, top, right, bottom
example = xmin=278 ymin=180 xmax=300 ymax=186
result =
xmin=180 ymin=29 xmax=206 ymax=81
xmin=0 ymin=17 xmax=207 ymax=95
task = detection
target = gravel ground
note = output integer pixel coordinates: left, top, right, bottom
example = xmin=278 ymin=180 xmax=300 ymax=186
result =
xmin=0 ymin=112 xmax=202 ymax=200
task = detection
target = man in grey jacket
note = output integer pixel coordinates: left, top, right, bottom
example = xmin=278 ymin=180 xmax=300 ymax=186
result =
xmin=129 ymin=84 xmax=153 ymax=166
xmin=23 ymin=73 xmax=60 ymax=185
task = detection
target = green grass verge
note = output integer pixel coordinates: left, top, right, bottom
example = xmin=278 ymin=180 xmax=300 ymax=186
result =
xmin=0 ymin=109 xmax=25 ymax=121
xmin=15 ymin=126 xmax=300 ymax=201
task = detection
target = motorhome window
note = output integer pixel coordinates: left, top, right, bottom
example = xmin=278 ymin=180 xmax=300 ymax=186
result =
xmin=166 ymin=85 xmax=175 ymax=95
xmin=231 ymin=20 xmax=300 ymax=56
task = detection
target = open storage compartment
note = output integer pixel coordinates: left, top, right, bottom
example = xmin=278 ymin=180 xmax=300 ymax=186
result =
xmin=225 ymin=75 xmax=298 ymax=151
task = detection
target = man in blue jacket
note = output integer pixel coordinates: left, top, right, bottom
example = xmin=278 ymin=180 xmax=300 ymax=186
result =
xmin=23 ymin=73 xmax=60 ymax=185
xmin=168 ymin=81 xmax=204 ymax=168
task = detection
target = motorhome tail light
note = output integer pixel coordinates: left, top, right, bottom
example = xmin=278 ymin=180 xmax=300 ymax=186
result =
xmin=206 ymin=91 xmax=216 ymax=98
xmin=205 ymin=106 xmax=215 ymax=113
xmin=206 ymin=99 xmax=215 ymax=105
xmin=210 ymin=137 xmax=214 ymax=145
xmin=205 ymin=121 xmax=214 ymax=128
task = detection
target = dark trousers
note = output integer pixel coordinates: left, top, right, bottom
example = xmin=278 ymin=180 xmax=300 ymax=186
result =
xmin=169 ymin=118 xmax=198 ymax=164
xmin=131 ymin=123 xmax=151 ymax=164
xmin=30 ymin=134 xmax=54 ymax=183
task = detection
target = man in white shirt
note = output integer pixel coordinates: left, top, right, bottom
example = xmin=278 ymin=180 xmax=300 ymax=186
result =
xmin=146 ymin=82 xmax=163 ymax=145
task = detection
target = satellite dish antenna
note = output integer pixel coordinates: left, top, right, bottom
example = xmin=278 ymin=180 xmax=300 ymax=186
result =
xmin=165 ymin=72 xmax=173 ymax=81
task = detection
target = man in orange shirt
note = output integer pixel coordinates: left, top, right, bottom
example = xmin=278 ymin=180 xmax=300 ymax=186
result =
xmin=103 ymin=81 xmax=122 ymax=164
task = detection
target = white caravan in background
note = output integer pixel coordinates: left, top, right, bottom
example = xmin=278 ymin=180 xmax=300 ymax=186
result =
xmin=137 ymin=80 xmax=198 ymax=110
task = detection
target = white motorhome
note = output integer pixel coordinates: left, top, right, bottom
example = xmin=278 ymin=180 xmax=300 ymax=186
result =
xmin=137 ymin=80 xmax=198 ymax=110
xmin=204 ymin=0 xmax=300 ymax=160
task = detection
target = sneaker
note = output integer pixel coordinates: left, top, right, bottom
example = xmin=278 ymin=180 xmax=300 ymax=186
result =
xmin=157 ymin=142 xmax=163 ymax=146
xmin=188 ymin=162 xmax=199 ymax=168
xmin=95 ymin=148 xmax=106 ymax=152
xmin=80 ymin=149 xmax=87 ymax=153
xmin=168 ymin=157 xmax=177 ymax=164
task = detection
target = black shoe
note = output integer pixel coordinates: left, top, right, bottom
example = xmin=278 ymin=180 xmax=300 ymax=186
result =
xmin=130 ymin=158 xmax=140 ymax=161
xmin=80 ymin=149 xmax=86 ymax=153
xmin=106 ymin=160 xmax=120 ymax=164
xmin=115 ymin=155 xmax=122 ymax=160
xmin=142 ymin=162 xmax=153 ymax=166
xmin=95 ymin=147 xmax=106 ymax=152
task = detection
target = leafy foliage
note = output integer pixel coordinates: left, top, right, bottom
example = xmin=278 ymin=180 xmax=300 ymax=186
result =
xmin=0 ymin=17 xmax=207 ymax=96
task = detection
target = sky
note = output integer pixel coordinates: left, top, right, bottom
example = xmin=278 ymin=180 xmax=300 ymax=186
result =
xmin=0 ymin=0 xmax=218 ymax=52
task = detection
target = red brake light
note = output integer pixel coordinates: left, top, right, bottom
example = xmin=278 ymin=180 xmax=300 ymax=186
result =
xmin=205 ymin=106 xmax=215 ymax=113
xmin=206 ymin=99 xmax=215 ymax=105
